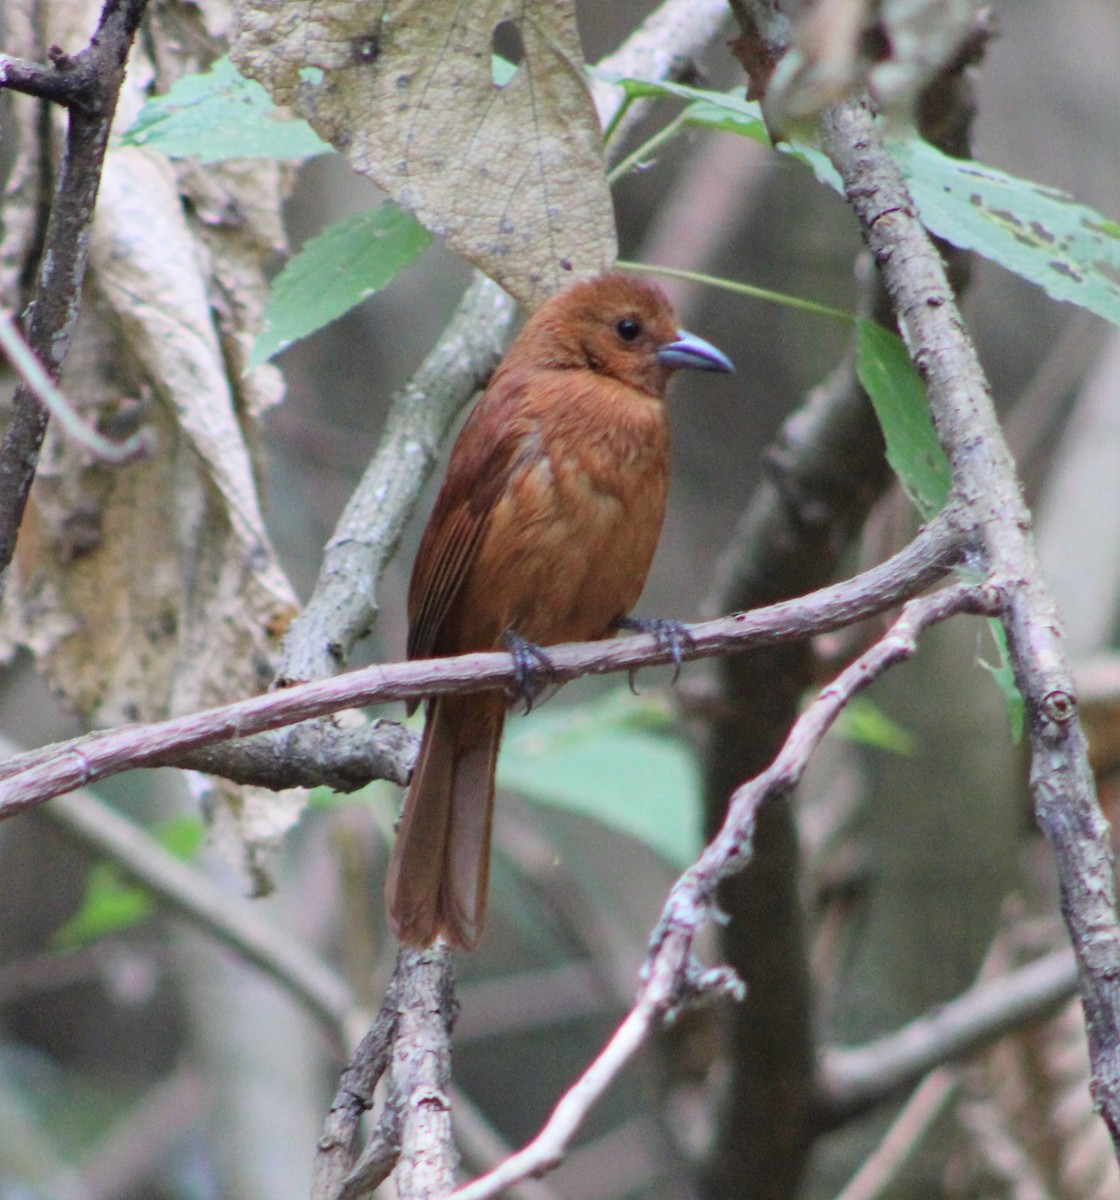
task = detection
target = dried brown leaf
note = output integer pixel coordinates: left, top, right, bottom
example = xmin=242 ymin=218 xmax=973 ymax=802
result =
xmin=230 ymin=0 xmax=617 ymax=306
xmin=0 ymin=1 xmax=304 ymax=878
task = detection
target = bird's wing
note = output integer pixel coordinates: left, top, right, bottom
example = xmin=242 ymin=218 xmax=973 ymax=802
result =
xmin=407 ymin=372 xmax=533 ymax=662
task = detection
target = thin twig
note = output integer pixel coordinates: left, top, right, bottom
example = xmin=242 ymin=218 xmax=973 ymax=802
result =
xmin=450 ymin=959 xmax=687 ymax=1200
xmin=311 ymin=975 xmax=404 ymax=1200
xmin=450 ymin=1086 xmax=567 ymax=1200
xmin=0 ymin=309 xmax=151 ymax=463
xmin=831 ymin=1069 xmax=960 ymax=1200
xmin=0 ymin=513 xmax=963 ymax=818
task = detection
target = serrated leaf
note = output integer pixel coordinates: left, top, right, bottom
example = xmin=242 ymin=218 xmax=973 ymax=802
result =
xmin=892 ymin=137 xmax=1120 ymax=327
xmin=856 ymin=318 xmax=951 ymax=518
xmin=249 ymin=204 xmax=432 ymax=367
xmin=498 ymin=691 xmax=701 ymax=867
xmin=121 ymin=55 xmax=329 ymax=163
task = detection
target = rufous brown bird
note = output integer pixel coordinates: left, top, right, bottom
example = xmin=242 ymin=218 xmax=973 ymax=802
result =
xmin=386 ymin=272 xmax=733 ymax=949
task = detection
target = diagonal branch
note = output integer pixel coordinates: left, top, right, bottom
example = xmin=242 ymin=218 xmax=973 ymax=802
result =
xmin=820 ymin=94 xmax=1120 ymax=1153
xmin=38 ymin=781 xmax=354 ymax=1036
xmin=819 ymin=947 xmax=1077 ymax=1120
xmin=0 ymin=309 xmax=152 ymax=463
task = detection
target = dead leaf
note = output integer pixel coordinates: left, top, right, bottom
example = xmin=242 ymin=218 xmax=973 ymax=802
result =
xmin=0 ymin=0 xmax=305 ymax=882
xmin=231 ymin=0 xmax=617 ymax=307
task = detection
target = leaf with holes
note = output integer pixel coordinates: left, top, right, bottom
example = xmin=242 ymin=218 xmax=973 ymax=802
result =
xmin=893 ymin=137 xmax=1120 ymax=326
xmin=603 ymin=72 xmax=1120 ymax=325
xmin=232 ymin=1 xmax=616 ymax=307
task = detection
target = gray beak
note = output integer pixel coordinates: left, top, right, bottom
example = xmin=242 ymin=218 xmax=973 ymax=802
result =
xmin=657 ymin=329 xmax=734 ymax=374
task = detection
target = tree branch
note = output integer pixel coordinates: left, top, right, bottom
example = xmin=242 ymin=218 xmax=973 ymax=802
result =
xmin=0 ymin=512 xmax=963 ymax=818
xmin=819 ymin=94 xmax=1120 ymax=1153
xmin=819 ymin=947 xmax=1077 ymax=1120
xmin=706 ymin=9 xmax=987 ymax=1193
xmin=0 ymin=0 xmax=150 ymax=587
xmin=0 ymin=308 xmax=152 ymax=463
xmin=0 ymin=49 xmax=99 ymax=108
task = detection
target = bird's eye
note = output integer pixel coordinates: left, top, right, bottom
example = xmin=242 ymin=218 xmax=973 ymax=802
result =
xmin=615 ymin=318 xmax=641 ymax=342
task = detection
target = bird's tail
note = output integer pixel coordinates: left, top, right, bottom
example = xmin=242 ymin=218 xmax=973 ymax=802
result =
xmin=385 ymin=696 xmax=505 ymax=950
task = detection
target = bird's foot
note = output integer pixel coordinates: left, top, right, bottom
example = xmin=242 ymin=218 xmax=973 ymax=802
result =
xmin=503 ymin=629 xmax=557 ymax=712
xmin=613 ymin=616 xmax=694 ymax=688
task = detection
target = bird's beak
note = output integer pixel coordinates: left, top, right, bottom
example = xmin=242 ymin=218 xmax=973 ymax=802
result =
xmin=657 ymin=329 xmax=734 ymax=374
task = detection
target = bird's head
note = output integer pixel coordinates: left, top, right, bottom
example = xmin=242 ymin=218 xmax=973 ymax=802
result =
xmin=520 ymin=272 xmax=733 ymax=398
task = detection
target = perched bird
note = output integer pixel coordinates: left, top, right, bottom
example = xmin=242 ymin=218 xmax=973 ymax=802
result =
xmin=386 ymin=272 xmax=733 ymax=949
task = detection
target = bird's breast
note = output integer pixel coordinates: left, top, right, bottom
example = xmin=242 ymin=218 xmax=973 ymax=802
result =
xmin=457 ymin=386 xmax=670 ymax=649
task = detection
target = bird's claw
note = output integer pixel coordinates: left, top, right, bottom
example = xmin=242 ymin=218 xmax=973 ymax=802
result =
xmin=614 ymin=616 xmax=694 ymax=687
xmin=503 ymin=629 xmax=556 ymax=712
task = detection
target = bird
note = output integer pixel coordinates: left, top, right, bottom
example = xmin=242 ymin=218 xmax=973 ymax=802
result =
xmin=385 ymin=272 xmax=733 ymax=949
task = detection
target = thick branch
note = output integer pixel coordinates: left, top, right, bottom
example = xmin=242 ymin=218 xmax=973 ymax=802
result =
xmin=173 ymin=717 xmax=416 ymax=792
xmin=707 ymin=12 xmax=986 ymax=1194
xmin=820 ymin=96 xmax=1120 ymax=1149
xmin=0 ymin=514 xmax=963 ymax=816
xmin=0 ymin=50 xmax=99 ymax=108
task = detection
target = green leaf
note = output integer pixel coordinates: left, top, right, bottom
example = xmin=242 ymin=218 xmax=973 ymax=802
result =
xmin=856 ymin=318 xmax=951 ymax=518
xmin=831 ymin=696 xmax=916 ymax=754
xmin=892 ymin=137 xmax=1120 ymax=327
xmin=977 ymin=616 xmax=1025 ymax=743
xmin=249 ymin=204 xmax=432 ymax=367
xmin=156 ymin=814 xmax=207 ymax=858
xmin=121 ymin=55 xmax=329 ymax=162
xmin=602 ymin=71 xmax=1120 ymax=326
xmin=53 ymin=815 xmax=206 ymax=946
xmin=498 ymin=690 xmax=701 ymax=867
xmin=53 ymin=866 xmax=154 ymax=947
xmin=597 ymin=72 xmax=843 ymax=185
